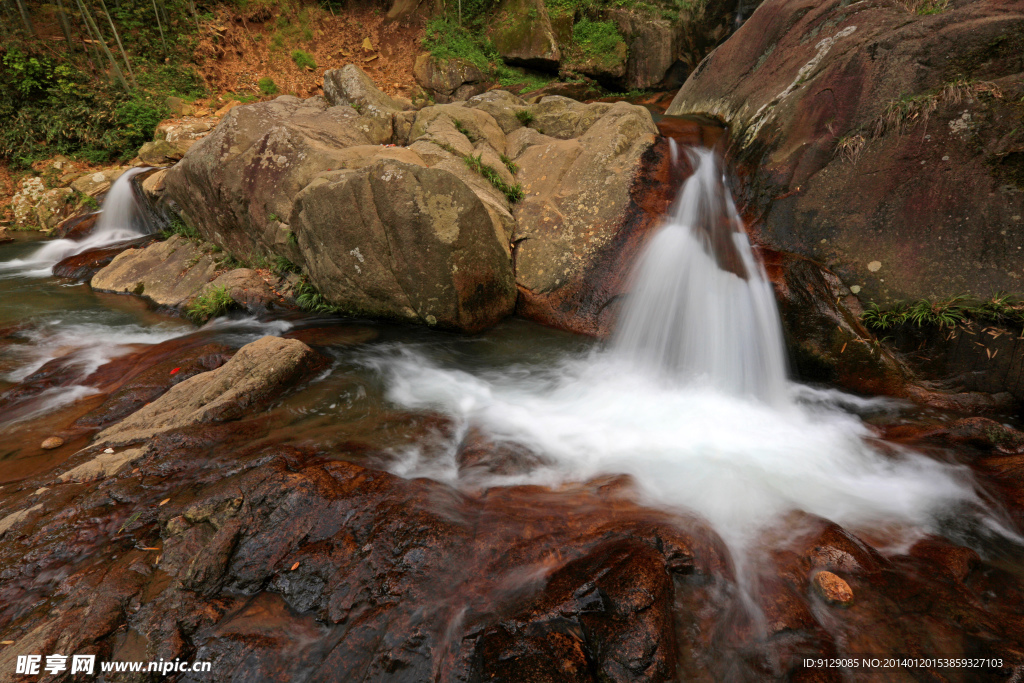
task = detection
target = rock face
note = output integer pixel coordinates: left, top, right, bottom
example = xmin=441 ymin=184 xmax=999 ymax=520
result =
xmin=511 ymin=98 xmax=666 ymax=336
xmin=667 ymin=0 xmax=1024 ymax=305
xmin=163 ymin=95 xmax=393 ymax=269
xmin=760 ymin=248 xmax=909 ymax=395
xmin=293 ymin=159 xmax=517 ymax=332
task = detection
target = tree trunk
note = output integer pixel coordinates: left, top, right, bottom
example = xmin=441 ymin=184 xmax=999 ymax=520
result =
xmin=75 ymin=0 xmax=130 ymax=92
xmin=151 ymin=0 xmax=167 ymax=52
xmin=55 ymin=0 xmax=77 ymax=52
xmin=97 ymin=0 xmax=137 ymax=87
xmin=15 ymin=0 xmax=37 ymax=36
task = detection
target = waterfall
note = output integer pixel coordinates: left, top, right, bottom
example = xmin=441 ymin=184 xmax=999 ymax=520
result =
xmin=0 ymin=167 xmax=153 ymax=278
xmin=613 ymin=147 xmax=789 ymax=403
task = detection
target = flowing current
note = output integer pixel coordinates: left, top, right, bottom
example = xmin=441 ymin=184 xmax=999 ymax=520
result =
xmin=367 ymin=148 xmax=996 ymax=554
xmin=0 ymin=167 xmax=152 ymax=278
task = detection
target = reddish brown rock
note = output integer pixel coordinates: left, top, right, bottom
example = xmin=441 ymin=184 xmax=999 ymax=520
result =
xmin=668 ymin=0 xmax=1024 ymax=305
xmin=52 ymin=235 xmax=156 ymax=281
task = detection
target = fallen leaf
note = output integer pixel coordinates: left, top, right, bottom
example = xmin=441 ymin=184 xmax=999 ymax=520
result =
xmin=362 ymin=37 xmax=373 ymax=50
xmin=170 ymin=367 xmax=180 ymax=375
xmin=291 ymin=562 xmax=300 ymax=571
xmin=159 ymin=498 xmax=170 ymax=506
xmin=140 ymin=547 xmax=161 ymax=551
xmin=364 ymin=54 xmax=378 ymax=63
xmin=840 ymin=342 xmax=847 ymax=354
xmin=1 ymin=641 xmax=14 ymax=645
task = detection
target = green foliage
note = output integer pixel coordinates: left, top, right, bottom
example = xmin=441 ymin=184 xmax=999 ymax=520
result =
xmin=291 ymin=49 xmax=317 ymax=70
xmin=0 ymin=43 xmax=194 ymax=165
xmin=258 ymin=77 xmax=279 ymax=95
xmin=860 ymin=294 xmax=1024 ymax=330
xmin=515 ymin=109 xmax=535 ymax=125
xmin=186 ymin=287 xmax=236 ymax=324
xmin=463 ymin=153 xmax=524 ymax=202
xmin=500 ymin=153 xmax=519 ymax=175
xmin=272 ymin=255 xmax=300 ymax=274
xmin=572 ymin=18 xmax=624 ymax=58
xmin=287 ymin=230 xmax=299 ymax=246
xmin=422 ymin=17 xmax=499 ymax=73
xmin=160 ymin=215 xmax=201 ymax=241
xmin=452 ymin=118 xmax=475 ymax=140
xmin=295 ymin=278 xmax=342 ymax=314
xmin=218 ymin=253 xmax=246 ymax=270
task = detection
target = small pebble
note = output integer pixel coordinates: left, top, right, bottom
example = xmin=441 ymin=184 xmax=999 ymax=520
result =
xmin=41 ymin=437 xmax=64 ymax=450
xmin=103 ymin=448 xmax=115 ymax=454
xmin=813 ymin=570 xmax=854 ymax=606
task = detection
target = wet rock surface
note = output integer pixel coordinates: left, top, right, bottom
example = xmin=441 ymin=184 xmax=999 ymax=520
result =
xmin=1 ymin=324 xmax=1024 ymax=681
xmin=668 ymin=0 xmax=1024 ymax=305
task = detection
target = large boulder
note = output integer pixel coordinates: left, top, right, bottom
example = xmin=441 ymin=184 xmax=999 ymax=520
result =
xmin=163 ymin=95 xmax=393 ymax=266
xmin=292 ymin=159 xmax=517 ymax=332
xmin=91 ymin=336 xmax=327 ymax=448
xmin=667 ymin=0 xmax=1024 ymax=305
xmin=488 ymin=0 xmax=561 ymax=70
xmin=509 ymin=99 xmax=665 ymax=336
xmin=609 ymin=9 xmax=677 ymax=90
xmin=413 ymin=54 xmax=489 ymax=104
xmin=91 ymin=235 xmax=220 ymax=307
xmin=323 ymin=64 xmax=403 ymax=116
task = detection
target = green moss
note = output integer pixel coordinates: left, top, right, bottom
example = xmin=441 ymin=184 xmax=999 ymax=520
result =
xmin=572 ymin=18 xmax=625 ymax=60
xmin=186 ymin=287 xmax=236 ymax=324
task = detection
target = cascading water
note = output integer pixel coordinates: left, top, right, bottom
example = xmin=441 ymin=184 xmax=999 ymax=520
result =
xmin=0 ymin=166 xmax=152 ymax=278
xmin=613 ymin=147 xmax=788 ymax=403
xmin=364 ymin=145 xmax=1008 ymax=558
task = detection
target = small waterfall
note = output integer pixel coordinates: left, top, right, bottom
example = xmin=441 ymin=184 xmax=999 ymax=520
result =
xmin=613 ymin=147 xmax=789 ymax=403
xmin=0 ymin=167 xmax=153 ymax=278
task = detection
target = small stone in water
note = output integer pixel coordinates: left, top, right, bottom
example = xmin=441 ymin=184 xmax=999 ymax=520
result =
xmin=41 ymin=437 xmax=64 ymax=450
xmin=813 ymin=570 xmax=854 ymax=606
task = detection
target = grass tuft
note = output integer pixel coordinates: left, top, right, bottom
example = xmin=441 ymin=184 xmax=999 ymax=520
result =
xmin=463 ymin=153 xmax=524 ymax=202
xmin=186 ymin=286 xmax=236 ymax=324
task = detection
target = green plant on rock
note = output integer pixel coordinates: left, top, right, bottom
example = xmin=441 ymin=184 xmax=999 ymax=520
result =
xmin=572 ymin=18 xmax=625 ymax=63
xmin=160 ymin=215 xmax=201 ymax=241
xmin=463 ymin=153 xmax=524 ymax=202
xmin=515 ymin=109 xmax=535 ymax=125
xmin=273 ymin=255 xmax=300 ymax=275
xmin=295 ymin=277 xmax=342 ymax=314
xmin=258 ymin=77 xmax=279 ymax=95
xmin=500 ymin=153 xmax=519 ymax=175
xmin=452 ymin=118 xmax=475 ymax=140
xmin=186 ymin=286 xmax=236 ymax=324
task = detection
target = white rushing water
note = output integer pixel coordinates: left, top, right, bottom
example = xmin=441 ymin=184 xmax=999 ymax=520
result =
xmin=614 ymin=148 xmax=788 ymax=403
xmin=0 ymin=167 xmax=152 ymax=278
xmin=366 ymin=147 xmax=998 ymax=554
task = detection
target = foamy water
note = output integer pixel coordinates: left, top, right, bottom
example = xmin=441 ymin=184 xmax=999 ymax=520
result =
xmin=366 ymin=347 xmax=983 ymax=552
